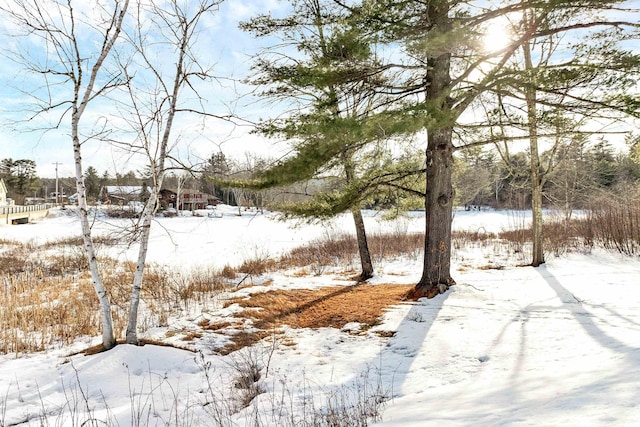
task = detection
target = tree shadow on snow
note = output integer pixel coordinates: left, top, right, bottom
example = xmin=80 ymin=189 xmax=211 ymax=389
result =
xmin=535 ymin=266 xmax=638 ymax=356
xmin=523 ymin=266 xmax=640 ymax=416
xmin=376 ymin=291 xmax=451 ymax=399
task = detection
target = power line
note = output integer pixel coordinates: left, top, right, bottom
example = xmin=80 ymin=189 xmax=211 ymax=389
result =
xmin=52 ymin=162 xmax=62 ymax=204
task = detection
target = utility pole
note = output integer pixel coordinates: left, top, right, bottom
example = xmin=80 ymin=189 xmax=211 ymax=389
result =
xmin=53 ymin=162 xmax=62 ymax=205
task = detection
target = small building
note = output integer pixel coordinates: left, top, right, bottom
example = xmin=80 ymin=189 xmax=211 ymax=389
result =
xmin=48 ymin=191 xmax=68 ymax=203
xmin=158 ymin=188 xmax=217 ymax=210
xmin=25 ymin=197 xmax=46 ymax=205
xmin=100 ymin=185 xmax=148 ymax=205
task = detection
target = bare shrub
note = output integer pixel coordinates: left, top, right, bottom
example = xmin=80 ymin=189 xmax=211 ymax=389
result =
xmin=280 ymin=231 xmax=423 ymax=273
xmin=310 ymin=367 xmax=388 ymax=427
xmin=0 ymin=249 xmax=30 ymax=275
xmin=538 ymin=213 xmax=587 ymax=256
xmin=247 ymin=365 xmax=389 ymax=427
xmin=220 ymin=265 xmax=237 ymax=279
xmin=226 ymin=347 xmax=266 ymax=412
xmin=164 ymin=267 xmax=230 ymax=311
xmin=42 ymin=235 xmax=119 ymax=248
xmin=45 ymin=247 xmax=89 ymax=276
xmin=280 ymin=234 xmax=354 ymax=274
xmin=237 ymin=257 xmax=276 ymax=276
xmin=452 ymin=203 xmax=639 ymax=259
xmin=195 ymin=351 xmax=236 ymax=425
xmin=452 ymin=229 xmax=496 ymax=251
xmin=583 ymin=194 xmax=640 ymax=255
xmin=369 ymin=232 xmax=423 ymax=263
xmin=102 ymin=206 xmax=140 ymax=218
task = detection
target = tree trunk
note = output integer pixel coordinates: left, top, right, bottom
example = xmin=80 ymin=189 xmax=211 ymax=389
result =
xmin=351 ymin=208 xmax=373 ymax=281
xmin=528 ymin=94 xmax=545 ymax=266
xmin=70 ymin=0 xmax=128 ymax=351
xmin=73 ymin=111 xmax=116 ymax=350
xmin=125 ymin=191 xmax=158 ymax=344
xmin=412 ymin=2 xmax=456 ymax=299
xmin=530 ymin=172 xmax=545 ymax=266
xmin=523 ymin=30 xmax=545 ymax=267
xmin=413 ymin=127 xmax=456 ymax=298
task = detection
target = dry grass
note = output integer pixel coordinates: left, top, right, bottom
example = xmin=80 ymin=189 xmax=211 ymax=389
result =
xmin=274 ymin=231 xmax=423 ymax=277
xmin=237 ymin=257 xmax=276 ymax=275
xmin=0 ymin=272 xmax=101 ymax=354
xmin=0 ymin=238 xmax=237 ymax=356
xmin=4 ymin=203 xmax=639 ymax=357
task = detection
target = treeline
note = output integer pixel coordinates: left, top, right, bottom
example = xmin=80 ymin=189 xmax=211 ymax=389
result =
xmin=0 ymin=159 xmax=39 ymax=204
xmin=4 ymin=138 xmax=639 ymax=210
xmin=0 ymin=161 xmax=179 ymax=204
xmin=0 ymin=153 xmax=325 ymax=211
xmin=454 ymin=138 xmax=640 ymax=212
xmin=0 ymin=162 xmax=215 ymax=204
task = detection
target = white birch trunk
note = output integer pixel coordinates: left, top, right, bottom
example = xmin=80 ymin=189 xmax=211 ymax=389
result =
xmin=73 ymin=124 xmax=117 ymax=350
xmin=124 ymin=0 xmax=219 ymax=344
xmin=125 ymin=189 xmax=159 ymax=344
xmin=71 ymin=0 xmax=129 ymax=350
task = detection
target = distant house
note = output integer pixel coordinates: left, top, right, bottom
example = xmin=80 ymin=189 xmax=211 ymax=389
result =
xmin=158 ymin=188 xmax=218 ymax=210
xmin=48 ymin=191 xmax=68 ymax=203
xmin=100 ymin=185 xmax=148 ymax=205
xmin=25 ymin=197 xmax=46 ymax=205
xmin=0 ymin=179 xmax=7 ymax=205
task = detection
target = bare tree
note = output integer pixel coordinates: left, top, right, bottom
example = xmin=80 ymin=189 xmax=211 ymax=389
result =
xmin=488 ymin=4 xmax=635 ymax=266
xmin=2 ymin=0 xmax=226 ymax=348
xmin=119 ymin=0 xmax=224 ymax=345
xmin=453 ymin=147 xmax=496 ymax=208
xmin=545 ymin=136 xmax=594 ymax=221
xmin=1 ymin=0 xmax=131 ymax=350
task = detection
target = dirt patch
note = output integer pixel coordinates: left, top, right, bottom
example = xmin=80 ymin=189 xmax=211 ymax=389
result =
xmin=217 ymin=283 xmax=412 ymax=354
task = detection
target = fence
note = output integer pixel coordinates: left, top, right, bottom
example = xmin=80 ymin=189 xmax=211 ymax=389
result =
xmin=1 ymin=204 xmax=54 ymax=225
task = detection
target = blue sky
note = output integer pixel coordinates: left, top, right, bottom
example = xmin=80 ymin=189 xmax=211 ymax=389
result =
xmin=0 ymin=0 xmax=289 ymax=179
xmin=0 ymin=0 xmax=638 ymax=179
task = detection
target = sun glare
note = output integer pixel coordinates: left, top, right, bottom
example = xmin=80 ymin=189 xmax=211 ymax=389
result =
xmin=483 ymin=19 xmax=513 ymax=53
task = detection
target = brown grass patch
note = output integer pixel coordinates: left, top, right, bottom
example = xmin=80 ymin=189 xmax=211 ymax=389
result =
xmin=477 ymin=264 xmax=505 ymax=270
xmin=201 ymin=320 xmax=236 ymax=331
xmin=181 ymin=331 xmax=203 ymax=341
xmin=218 ymin=283 xmax=411 ymax=354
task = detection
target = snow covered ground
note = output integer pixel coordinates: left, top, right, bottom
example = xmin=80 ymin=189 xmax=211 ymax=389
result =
xmin=1 ymin=206 xmax=639 ymax=426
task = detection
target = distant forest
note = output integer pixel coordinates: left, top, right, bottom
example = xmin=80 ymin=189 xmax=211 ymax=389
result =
xmin=3 ymin=138 xmax=640 ymax=212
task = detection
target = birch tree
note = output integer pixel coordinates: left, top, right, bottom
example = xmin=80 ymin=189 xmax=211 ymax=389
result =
xmin=120 ymin=0 xmax=224 ymax=345
xmin=1 ymin=0 xmax=131 ymax=350
xmin=2 ymin=0 xmax=226 ymax=348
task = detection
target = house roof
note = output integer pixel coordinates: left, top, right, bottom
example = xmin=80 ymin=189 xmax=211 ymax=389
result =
xmin=162 ymin=188 xmax=203 ymax=194
xmin=161 ymin=188 xmax=218 ymax=199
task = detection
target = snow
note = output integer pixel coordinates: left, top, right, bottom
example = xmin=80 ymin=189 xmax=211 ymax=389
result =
xmin=1 ymin=206 xmax=639 ymax=426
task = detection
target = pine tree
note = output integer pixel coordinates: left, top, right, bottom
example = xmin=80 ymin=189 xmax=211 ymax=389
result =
xmin=0 ymin=158 xmax=39 ymax=201
xmin=84 ymin=166 xmax=100 ymax=201
xmin=340 ymin=0 xmax=640 ymax=295
xmin=240 ymin=0 xmax=424 ymax=280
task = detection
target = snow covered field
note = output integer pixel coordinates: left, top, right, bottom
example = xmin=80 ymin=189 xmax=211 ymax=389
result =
xmin=1 ymin=206 xmax=639 ymax=426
